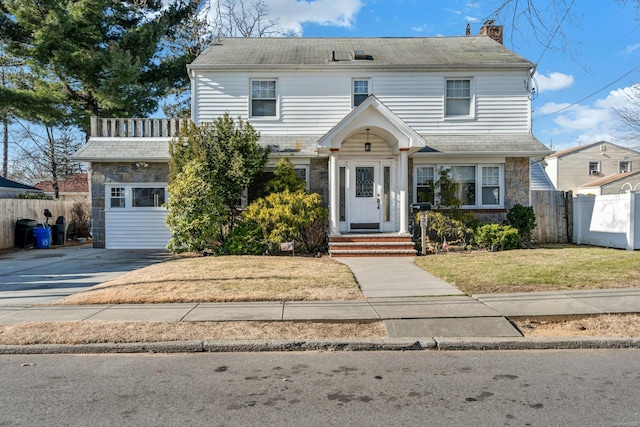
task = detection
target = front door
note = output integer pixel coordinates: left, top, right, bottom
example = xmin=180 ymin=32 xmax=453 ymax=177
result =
xmin=349 ymin=163 xmax=381 ymax=231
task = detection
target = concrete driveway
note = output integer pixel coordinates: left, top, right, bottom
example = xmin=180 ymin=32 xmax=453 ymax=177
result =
xmin=0 ymin=244 xmax=171 ymax=305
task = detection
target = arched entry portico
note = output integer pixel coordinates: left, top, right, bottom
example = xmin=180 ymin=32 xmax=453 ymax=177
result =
xmin=318 ymin=96 xmax=425 ymax=236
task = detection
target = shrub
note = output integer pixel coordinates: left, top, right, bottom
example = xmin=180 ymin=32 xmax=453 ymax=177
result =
xmin=505 ymin=204 xmax=536 ymax=247
xmin=70 ymin=202 xmax=91 ymax=238
xmin=218 ymin=220 xmax=266 ymax=255
xmin=266 ymin=158 xmax=307 ymax=194
xmin=423 ymin=211 xmax=472 ymax=246
xmin=244 ymin=190 xmax=327 ymax=253
xmin=473 ymin=224 xmax=520 ymax=251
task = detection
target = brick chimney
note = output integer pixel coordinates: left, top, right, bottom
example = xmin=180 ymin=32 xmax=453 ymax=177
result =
xmin=478 ymin=20 xmax=503 ymax=44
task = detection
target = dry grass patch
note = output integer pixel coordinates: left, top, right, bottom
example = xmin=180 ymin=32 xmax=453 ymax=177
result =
xmin=515 ymin=314 xmax=640 ymax=338
xmin=0 ymin=321 xmax=386 ymax=345
xmin=55 ymin=255 xmax=362 ymax=305
xmin=415 ymin=245 xmax=640 ymax=294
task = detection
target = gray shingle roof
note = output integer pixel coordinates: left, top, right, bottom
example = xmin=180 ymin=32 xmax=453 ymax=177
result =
xmin=73 ymin=133 xmax=550 ymax=162
xmin=189 ymin=36 xmax=533 ymax=70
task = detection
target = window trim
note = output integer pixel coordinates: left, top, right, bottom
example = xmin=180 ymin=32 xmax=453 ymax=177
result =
xmin=105 ymin=183 xmax=168 ymax=211
xmin=588 ymin=162 xmax=600 ymax=175
xmin=413 ymin=164 xmax=504 ymax=209
xmin=352 ymin=78 xmax=371 ymax=107
xmin=444 ymin=77 xmax=475 ymax=120
xmin=250 ymin=78 xmax=278 ymax=119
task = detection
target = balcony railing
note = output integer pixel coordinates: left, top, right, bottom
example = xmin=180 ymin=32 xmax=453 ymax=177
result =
xmin=90 ymin=117 xmax=189 ymax=138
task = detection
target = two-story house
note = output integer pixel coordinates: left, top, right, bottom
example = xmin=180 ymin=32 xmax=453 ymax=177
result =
xmin=544 ymin=141 xmax=640 ymax=195
xmin=74 ymin=29 xmax=550 ymax=250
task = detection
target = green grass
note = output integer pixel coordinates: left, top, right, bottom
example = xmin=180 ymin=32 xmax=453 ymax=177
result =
xmin=414 ymin=244 xmax=640 ymax=294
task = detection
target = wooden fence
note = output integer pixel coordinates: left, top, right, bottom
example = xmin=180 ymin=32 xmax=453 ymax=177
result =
xmin=0 ymin=199 xmax=76 ymax=249
xmin=530 ymin=190 xmax=572 ymax=244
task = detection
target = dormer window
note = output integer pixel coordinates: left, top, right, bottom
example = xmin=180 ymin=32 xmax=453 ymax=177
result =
xmin=353 ymin=79 xmax=370 ymax=107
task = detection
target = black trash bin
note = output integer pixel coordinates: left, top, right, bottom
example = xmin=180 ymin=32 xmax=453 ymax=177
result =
xmin=52 ymin=216 xmax=65 ymax=246
xmin=15 ymin=218 xmax=38 ymax=248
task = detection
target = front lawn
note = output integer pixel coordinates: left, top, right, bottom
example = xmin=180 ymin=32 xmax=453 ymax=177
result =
xmin=415 ymin=244 xmax=640 ymax=295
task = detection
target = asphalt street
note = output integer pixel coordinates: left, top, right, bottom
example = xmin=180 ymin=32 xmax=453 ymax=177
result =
xmin=0 ymin=350 xmax=638 ymax=426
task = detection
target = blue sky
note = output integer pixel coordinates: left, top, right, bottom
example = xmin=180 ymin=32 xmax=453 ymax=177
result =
xmin=258 ymin=0 xmax=640 ymax=152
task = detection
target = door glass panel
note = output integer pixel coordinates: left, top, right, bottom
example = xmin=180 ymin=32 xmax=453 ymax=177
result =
xmin=339 ymin=167 xmax=346 ymax=221
xmin=383 ymin=166 xmax=390 ymax=221
xmin=356 ymin=167 xmax=374 ymax=197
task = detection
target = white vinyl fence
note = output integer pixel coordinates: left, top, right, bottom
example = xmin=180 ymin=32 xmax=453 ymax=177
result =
xmin=573 ymin=192 xmax=640 ymax=250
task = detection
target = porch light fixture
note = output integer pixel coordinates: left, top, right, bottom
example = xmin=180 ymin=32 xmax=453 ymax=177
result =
xmin=364 ymin=128 xmax=371 ymax=152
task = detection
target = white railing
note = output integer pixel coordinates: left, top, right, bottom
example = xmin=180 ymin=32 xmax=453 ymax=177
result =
xmin=90 ymin=117 xmax=189 ymax=138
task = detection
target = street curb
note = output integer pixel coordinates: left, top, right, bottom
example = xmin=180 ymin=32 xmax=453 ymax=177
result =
xmin=0 ymin=337 xmax=639 ymax=354
xmin=434 ymin=337 xmax=640 ymax=350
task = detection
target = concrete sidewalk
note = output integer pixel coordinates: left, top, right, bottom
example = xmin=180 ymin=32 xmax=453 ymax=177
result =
xmin=0 ymin=256 xmax=638 ymax=342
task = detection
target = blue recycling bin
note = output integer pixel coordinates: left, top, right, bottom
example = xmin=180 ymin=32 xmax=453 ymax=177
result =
xmin=33 ymin=226 xmax=51 ymax=249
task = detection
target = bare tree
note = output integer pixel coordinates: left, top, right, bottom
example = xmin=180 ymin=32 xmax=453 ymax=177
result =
xmin=9 ymin=123 xmax=84 ymax=198
xmin=211 ymin=0 xmax=292 ymax=38
xmin=612 ymin=84 xmax=640 ymax=149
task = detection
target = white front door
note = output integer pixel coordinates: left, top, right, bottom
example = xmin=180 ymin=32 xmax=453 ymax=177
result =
xmin=349 ymin=163 xmax=381 ymax=231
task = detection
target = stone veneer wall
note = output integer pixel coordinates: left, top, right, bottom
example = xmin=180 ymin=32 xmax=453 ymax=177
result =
xmin=308 ymin=158 xmax=329 ymax=206
xmin=89 ymin=162 xmax=169 ymax=248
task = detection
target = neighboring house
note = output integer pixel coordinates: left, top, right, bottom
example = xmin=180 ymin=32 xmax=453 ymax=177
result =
xmin=74 ymin=26 xmax=550 ymax=249
xmin=0 ymin=176 xmax=45 ymax=198
xmin=544 ymin=141 xmax=640 ymax=195
xmin=33 ymin=173 xmax=90 ymax=203
xmin=576 ymin=170 xmax=640 ymax=195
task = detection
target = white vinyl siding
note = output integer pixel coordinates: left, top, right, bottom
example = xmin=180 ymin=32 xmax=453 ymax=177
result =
xmin=192 ymin=71 xmax=532 ymax=135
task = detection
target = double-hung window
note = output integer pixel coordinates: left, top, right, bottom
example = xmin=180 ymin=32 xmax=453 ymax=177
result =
xmin=445 ymin=78 xmax=472 ymax=117
xmin=353 ymin=79 xmax=370 ymax=107
xmin=620 ymin=161 xmax=632 ymax=173
xmin=589 ymin=162 xmax=600 ymax=175
xmin=481 ymin=166 xmax=501 ymax=205
xmin=415 ymin=166 xmax=435 ymax=204
xmin=251 ymin=79 xmax=277 ymax=117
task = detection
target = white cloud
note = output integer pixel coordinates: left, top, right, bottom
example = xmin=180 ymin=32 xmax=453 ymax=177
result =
xmin=411 ymin=24 xmax=433 ymax=33
xmin=533 ymin=87 xmax=638 ymax=149
xmin=534 ymin=71 xmax=574 ymax=93
xmin=623 ymin=43 xmax=640 ymax=55
xmin=268 ymin=0 xmax=364 ymax=34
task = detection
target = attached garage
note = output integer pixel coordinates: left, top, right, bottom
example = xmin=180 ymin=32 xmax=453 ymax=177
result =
xmin=104 ymin=183 xmax=170 ymax=249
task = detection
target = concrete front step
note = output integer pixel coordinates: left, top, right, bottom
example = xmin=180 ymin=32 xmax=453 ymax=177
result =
xmin=329 ymin=234 xmax=417 ymax=257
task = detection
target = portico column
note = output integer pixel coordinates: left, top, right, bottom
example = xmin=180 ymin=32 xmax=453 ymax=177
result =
xmin=329 ymin=148 xmax=340 ymax=235
xmin=399 ymin=148 xmax=409 ymax=234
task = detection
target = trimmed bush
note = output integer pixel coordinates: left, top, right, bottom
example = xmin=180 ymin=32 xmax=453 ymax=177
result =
xmin=473 ymin=224 xmax=520 ymax=251
xmin=244 ymin=190 xmax=327 ymax=253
